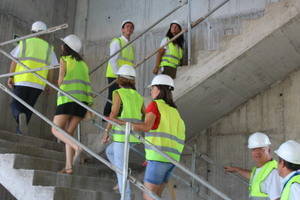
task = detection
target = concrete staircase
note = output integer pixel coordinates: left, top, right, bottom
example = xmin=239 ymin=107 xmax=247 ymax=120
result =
xmin=174 ymin=0 xmax=300 ymax=139
xmin=0 ymin=130 xmax=121 ymax=200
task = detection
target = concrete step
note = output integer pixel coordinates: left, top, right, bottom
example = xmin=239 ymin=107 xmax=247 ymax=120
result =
xmin=0 ymin=139 xmax=65 ymax=161
xmin=0 ymin=130 xmax=64 ymax=152
xmin=12 ymin=154 xmax=114 ymax=178
xmin=32 ymin=170 xmax=115 ymax=193
xmin=53 ymin=187 xmax=120 ymax=200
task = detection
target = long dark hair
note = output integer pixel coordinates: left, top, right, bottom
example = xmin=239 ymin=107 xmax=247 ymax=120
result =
xmin=166 ymin=24 xmax=184 ymax=49
xmin=155 ymin=85 xmax=177 ymax=108
xmin=61 ymin=44 xmax=83 ymax=61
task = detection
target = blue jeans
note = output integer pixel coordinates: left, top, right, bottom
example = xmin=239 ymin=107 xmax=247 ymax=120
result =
xmin=144 ymin=161 xmax=175 ymax=185
xmin=106 ymin=142 xmax=132 ymax=200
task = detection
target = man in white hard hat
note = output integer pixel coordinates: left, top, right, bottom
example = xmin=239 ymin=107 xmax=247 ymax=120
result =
xmin=224 ymin=132 xmax=281 ymax=200
xmin=104 ymin=20 xmax=135 ymax=118
xmin=7 ymin=21 xmax=58 ymax=134
xmin=275 ymin=140 xmax=300 ymax=200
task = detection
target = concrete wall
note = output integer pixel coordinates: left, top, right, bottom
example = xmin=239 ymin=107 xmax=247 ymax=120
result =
xmin=186 ymin=66 xmax=300 ymax=199
xmin=74 ymin=0 xmax=280 ymax=145
xmin=0 ymin=0 xmax=77 ymax=139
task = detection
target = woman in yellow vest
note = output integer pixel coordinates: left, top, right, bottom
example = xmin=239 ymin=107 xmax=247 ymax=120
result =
xmin=152 ymin=21 xmax=184 ymax=79
xmin=51 ymin=34 xmax=93 ymax=174
xmin=101 ymin=64 xmax=144 ymax=200
xmin=123 ymin=74 xmax=185 ymax=199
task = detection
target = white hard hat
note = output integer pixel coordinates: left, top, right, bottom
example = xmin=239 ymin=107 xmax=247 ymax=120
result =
xmin=61 ymin=34 xmax=82 ymax=53
xmin=170 ymin=20 xmax=182 ymax=29
xmin=121 ymin=20 xmax=134 ymax=28
xmin=116 ymin=65 xmax=136 ymax=79
xmin=248 ymin=132 xmax=271 ymax=149
xmin=31 ymin=21 xmax=47 ymax=32
xmin=275 ymin=140 xmax=300 ymax=165
xmin=149 ymin=74 xmax=174 ymax=89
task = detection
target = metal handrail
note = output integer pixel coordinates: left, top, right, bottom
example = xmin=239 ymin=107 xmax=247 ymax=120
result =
xmin=0 ymin=48 xmax=122 ymax=128
xmin=89 ymin=1 xmax=188 ymax=75
xmin=0 ymin=65 xmax=60 ymax=79
xmin=0 ymin=24 xmax=68 ymax=47
xmin=132 ymin=133 xmax=232 ymax=200
xmin=0 ymin=4 xmax=234 ymax=198
xmin=0 ymin=82 xmax=160 ymax=200
xmin=96 ymin=0 xmax=230 ymax=95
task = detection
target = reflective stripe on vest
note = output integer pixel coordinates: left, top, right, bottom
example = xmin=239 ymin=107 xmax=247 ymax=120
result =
xmin=249 ymin=160 xmax=278 ymax=198
xmin=160 ymin=38 xmax=183 ymax=69
xmin=145 ymin=99 xmax=185 ymax=162
xmin=111 ymin=88 xmax=143 ymax=143
xmin=57 ymin=56 xmax=93 ymax=106
xmin=106 ymin=37 xmax=135 ymax=78
xmin=281 ymin=173 xmax=300 ymax=200
xmin=14 ymin=37 xmax=52 ymax=87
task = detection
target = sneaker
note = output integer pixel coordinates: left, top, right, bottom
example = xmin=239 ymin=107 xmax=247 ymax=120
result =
xmin=18 ymin=113 xmax=28 ymax=135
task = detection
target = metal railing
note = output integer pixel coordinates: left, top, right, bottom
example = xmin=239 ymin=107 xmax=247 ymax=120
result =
xmin=0 ymin=1 xmax=236 ymax=199
xmin=0 ymin=25 xmax=160 ymax=200
xmin=89 ymin=1 xmax=188 ymax=75
xmin=94 ymin=0 xmax=230 ymax=95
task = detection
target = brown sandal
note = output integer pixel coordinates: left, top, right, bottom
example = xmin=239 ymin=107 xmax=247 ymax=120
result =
xmin=58 ymin=168 xmax=73 ymax=174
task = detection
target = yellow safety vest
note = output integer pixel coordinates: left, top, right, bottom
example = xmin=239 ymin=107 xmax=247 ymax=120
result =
xmin=145 ymin=99 xmax=185 ymax=162
xmin=57 ymin=56 xmax=93 ymax=106
xmin=106 ymin=37 xmax=135 ymax=78
xmin=160 ymin=38 xmax=183 ymax=69
xmin=249 ymin=160 xmax=278 ymax=200
xmin=111 ymin=88 xmax=143 ymax=143
xmin=14 ymin=37 xmax=53 ymax=87
xmin=281 ymin=172 xmax=300 ymax=200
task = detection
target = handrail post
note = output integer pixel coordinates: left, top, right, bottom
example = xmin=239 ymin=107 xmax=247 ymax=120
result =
xmin=134 ymin=134 xmax=232 ymax=200
xmin=191 ymin=144 xmax=197 ymax=199
xmin=0 ymin=82 xmax=161 ymax=200
xmin=187 ymin=0 xmax=192 ymax=66
xmin=121 ymin=122 xmax=131 ymax=200
xmin=77 ymin=123 xmax=81 ymax=143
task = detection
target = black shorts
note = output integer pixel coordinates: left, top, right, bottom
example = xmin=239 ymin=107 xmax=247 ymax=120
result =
xmin=161 ymin=66 xmax=177 ymax=79
xmin=55 ymin=102 xmax=87 ymax=118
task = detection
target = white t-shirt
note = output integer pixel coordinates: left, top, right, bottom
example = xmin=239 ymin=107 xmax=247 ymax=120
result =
xmin=281 ymin=171 xmax=300 ymax=200
xmin=160 ymin=37 xmax=169 ymax=50
xmin=252 ymin=168 xmax=281 ymax=200
xmin=10 ymin=45 xmax=58 ymax=90
xmin=108 ymin=35 xmax=129 ymax=75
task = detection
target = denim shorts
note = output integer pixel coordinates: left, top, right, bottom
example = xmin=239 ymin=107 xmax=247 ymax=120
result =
xmin=144 ymin=161 xmax=175 ymax=185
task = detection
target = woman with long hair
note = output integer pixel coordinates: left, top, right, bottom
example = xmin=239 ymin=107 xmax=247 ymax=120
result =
xmin=153 ymin=21 xmax=184 ymax=79
xmin=102 ymin=65 xmax=144 ymax=200
xmin=51 ymin=34 xmax=93 ymax=174
xmin=110 ymin=74 xmax=185 ymax=199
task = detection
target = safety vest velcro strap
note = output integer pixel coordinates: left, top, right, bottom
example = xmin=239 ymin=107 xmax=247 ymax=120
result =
xmin=58 ymin=90 xmax=92 ymax=97
xmin=249 ymin=197 xmax=270 ymax=200
xmin=163 ymin=54 xmax=181 ymax=61
xmin=119 ymin=56 xmax=134 ymax=63
xmin=145 ymin=132 xmax=185 ymax=145
xmin=161 ymin=59 xmax=179 ymax=66
xmin=62 ymin=79 xmax=91 ymax=86
xmin=18 ymin=57 xmax=48 ymax=65
xmin=145 ymin=144 xmax=181 ymax=155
